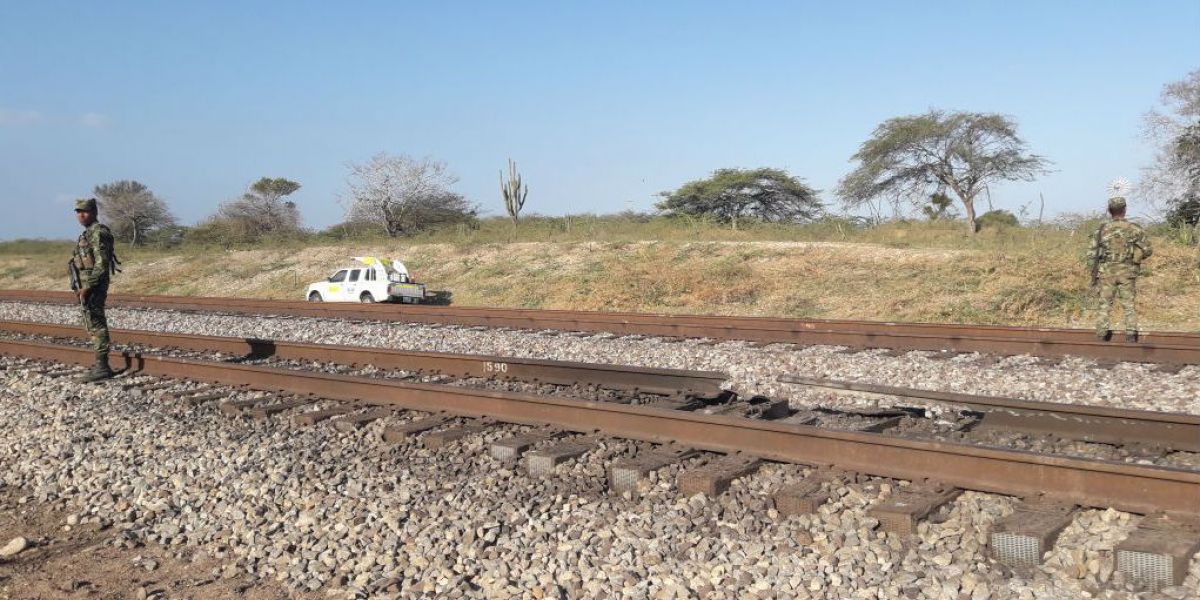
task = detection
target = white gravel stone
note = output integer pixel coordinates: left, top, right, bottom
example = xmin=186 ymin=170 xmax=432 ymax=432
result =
xmin=0 ymin=536 xmax=28 ymax=558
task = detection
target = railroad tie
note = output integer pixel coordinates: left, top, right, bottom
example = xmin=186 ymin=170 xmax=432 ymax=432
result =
xmin=293 ymin=405 xmax=356 ymax=426
xmin=423 ymin=419 xmax=493 ymax=449
xmin=249 ymin=397 xmax=315 ymax=419
xmin=700 ymin=402 xmax=752 ymax=417
xmin=44 ymin=368 xmax=83 ymax=378
xmin=868 ymin=485 xmax=961 ymax=535
xmin=332 ymin=407 xmax=397 ymax=433
xmin=158 ymin=384 xmax=214 ymax=402
xmin=122 ymin=380 xmax=176 ymax=393
xmin=380 ymin=414 xmax=451 ymax=443
xmin=773 ymin=480 xmax=830 ymax=517
xmin=608 ymin=447 xmax=699 ymax=494
xmin=489 ymin=432 xmax=564 ymax=462
xmin=851 ymin=414 xmax=903 ymax=433
xmin=746 ymin=399 xmax=791 ymax=420
xmin=219 ymin=398 xmax=261 ymax=417
xmin=989 ymin=502 xmax=1077 ymax=568
xmin=525 ymin=438 xmax=596 ymax=477
xmin=1153 ymin=363 xmax=1186 ymax=375
xmin=180 ymin=392 xmax=229 ymax=407
xmin=1114 ymin=514 xmax=1200 ymax=592
xmin=677 ymin=455 xmax=762 ymax=497
xmin=643 ymin=396 xmax=698 ymax=412
xmin=924 ymin=351 xmax=966 ymax=361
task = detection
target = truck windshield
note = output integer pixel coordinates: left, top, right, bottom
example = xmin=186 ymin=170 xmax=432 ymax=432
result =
xmin=329 ymin=270 xmax=347 ymax=283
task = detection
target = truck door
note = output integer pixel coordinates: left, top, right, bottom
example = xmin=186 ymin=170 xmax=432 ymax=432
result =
xmin=327 ymin=269 xmax=348 ymax=301
xmin=346 ymin=269 xmax=362 ymax=300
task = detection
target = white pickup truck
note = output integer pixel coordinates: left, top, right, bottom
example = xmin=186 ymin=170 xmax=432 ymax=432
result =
xmin=305 ymin=256 xmax=427 ymax=303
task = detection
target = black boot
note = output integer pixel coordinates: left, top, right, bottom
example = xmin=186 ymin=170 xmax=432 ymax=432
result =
xmin=1095 ymin=329 xmax=1112 ymax=341
xmin=80 ymin=355 xmax=114 ymax=383
xmin=1124 ymin=331 xmax=1139 ymax=343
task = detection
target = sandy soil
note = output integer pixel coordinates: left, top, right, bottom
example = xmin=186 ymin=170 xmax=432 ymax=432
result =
xmin=0 ymin=488 xmax=314 ymax=600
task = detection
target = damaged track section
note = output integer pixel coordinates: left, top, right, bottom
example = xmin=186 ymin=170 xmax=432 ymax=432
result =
xmin=2 ymin=337 xmax=1198 ymax=518
xmin=779 ymin=375 xmax=1200 ymax=453
xmin=0 ymin=320 xmax=725 ymax=397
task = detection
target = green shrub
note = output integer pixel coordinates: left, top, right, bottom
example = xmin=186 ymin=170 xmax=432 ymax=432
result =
xmin=977 ymin=210 xmax=1020 ymax=230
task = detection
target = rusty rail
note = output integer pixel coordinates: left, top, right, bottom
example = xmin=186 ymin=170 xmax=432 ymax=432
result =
xmin=3 ymin=337 xmax=1198 ymax=516
xmin=0 ymin=320 xmax=725 ymax=396
xmin=2 ymin=290 xmax=1197 ymax=364
xmin=779 ymin=375 xmax=1200 ymax=453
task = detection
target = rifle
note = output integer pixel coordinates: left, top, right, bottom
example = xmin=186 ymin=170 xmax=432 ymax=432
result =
xmin=67 ymin=260 xmax=86 ymax=306
xmin=1089 ymin=224 xmax=1106 ymax=288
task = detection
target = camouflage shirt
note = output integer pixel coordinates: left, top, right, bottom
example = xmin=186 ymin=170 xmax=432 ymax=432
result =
xmin=1085 ymin=219 xmax=1152 ymax=278
xmin=73 ymin=222 xmax=116 ymax=289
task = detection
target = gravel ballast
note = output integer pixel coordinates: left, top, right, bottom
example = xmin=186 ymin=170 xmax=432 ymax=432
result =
xmin=2 ymin=301 xmax=1198 ymax=416
xmin=2 ymin=302 xmax=1200 ymax=599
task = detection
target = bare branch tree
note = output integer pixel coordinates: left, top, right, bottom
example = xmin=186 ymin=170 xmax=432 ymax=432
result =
xmin=342 ymin=152 xmax=477 ymax=237
xmin=1139 ymin=70 xmax=1200 ymax=212
xmin=837 ymin=110 xmax=1050 ymax=235
xmin=93 ymin=180 xmax=175 ymax=246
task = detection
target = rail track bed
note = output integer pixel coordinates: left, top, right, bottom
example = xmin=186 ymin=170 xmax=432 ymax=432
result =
xmin=3 ymin=289 xmax=1199 ymax=364
xmin=3 ymin=321 xmax=1198 ymax=471
xmin=3 ymin=328 xmax=1200 ymax=593
xmin=2 ymin=299 xmax=1199 ymax=595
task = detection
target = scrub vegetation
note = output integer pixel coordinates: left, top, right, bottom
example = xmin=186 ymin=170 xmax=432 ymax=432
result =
xmin=2 ymin=215 xmax=1197 ymax=330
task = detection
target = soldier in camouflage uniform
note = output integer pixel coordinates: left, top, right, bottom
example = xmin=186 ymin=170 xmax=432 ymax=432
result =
xmin=1086 ymin=196 xmax=1153 ymax=342
xmin=72 ymin=198 xmax=119 ymax=381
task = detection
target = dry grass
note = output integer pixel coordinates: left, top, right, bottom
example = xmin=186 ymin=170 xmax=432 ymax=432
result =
xmin=2 ymin=224 xmax=1197 ymax=330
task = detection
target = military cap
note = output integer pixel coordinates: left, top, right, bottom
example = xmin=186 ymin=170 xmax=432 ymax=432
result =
xmin=74 ymin=198 xmax=97 ymax=212
xmin=1107 ymin=196 xmax=1127 ymax=211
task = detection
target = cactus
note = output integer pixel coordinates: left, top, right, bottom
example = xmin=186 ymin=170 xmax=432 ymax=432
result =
xmin=501 ymin=158 xmax=528 ymax=228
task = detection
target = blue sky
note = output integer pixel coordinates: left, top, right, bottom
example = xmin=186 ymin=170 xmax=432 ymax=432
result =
xmin=1 ymin=1 xmax=1197 ymax=240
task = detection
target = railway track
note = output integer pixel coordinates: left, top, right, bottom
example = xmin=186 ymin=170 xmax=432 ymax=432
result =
xmin=4 ymin=319 xmax=1198 ymax=460
xmin=0 ymin=320 xmax=725 ymax=397
xmin=2 ymin=289 xmax=1199 ymax=364
xmin=4 ymin=312 xmax=1200 ymax=589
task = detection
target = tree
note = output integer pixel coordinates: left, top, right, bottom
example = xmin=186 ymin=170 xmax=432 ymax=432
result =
xmin=213 ymin=177 xmax=303 ymax=240
xmin=93 ymin=180 xmax=175 ymax=246
xmin=921 ymin=191 xmax=958 ymax=221
xmin=976 ymin=209 xmax=1019 ymax=229
xmin=837 ymin=110 xmax=1049 ymax=235
xmin=342 ymin=153 xmax=477 ymax=237
xmin=1140 ymin=70 xmax=1200 ymax=211
xmin=656 ymin=168 xmax=821 ymax=230
xmin=500 ymin=158 xmax=528 ymax=229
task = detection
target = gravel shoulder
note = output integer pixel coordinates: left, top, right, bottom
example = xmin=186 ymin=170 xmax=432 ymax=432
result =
xmin=0 ymin=476 xmax=314 ymax=600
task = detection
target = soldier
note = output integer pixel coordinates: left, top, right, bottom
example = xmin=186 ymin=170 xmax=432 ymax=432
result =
xmin=1086 ymin=196 xmax=1153 ymax=342
xmin=71 ymin=198 xmax=119 ymax=381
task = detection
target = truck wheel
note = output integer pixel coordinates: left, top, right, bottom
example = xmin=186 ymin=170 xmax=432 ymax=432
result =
xmin=308 ymin=292 xmax=322 ymax=302
xmin=359 ymin=292 xmax=376 ymax=304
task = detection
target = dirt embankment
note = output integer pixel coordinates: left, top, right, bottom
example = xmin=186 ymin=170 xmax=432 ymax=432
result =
xmin=1 ymin=240 xmax=1197 ymax=330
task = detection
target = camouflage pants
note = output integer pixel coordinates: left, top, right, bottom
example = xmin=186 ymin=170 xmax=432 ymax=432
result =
xmin=1095 ymin=275 xmax=1137 ymax=334
xmin=80 ymin=280 xmax=110 ymax=356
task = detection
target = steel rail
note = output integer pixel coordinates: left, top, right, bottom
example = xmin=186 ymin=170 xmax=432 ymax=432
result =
xmin=0 ymin=320 xmax=725 ymax=396
xmin=2 ymin=337 xmax=1198 ymax=516
xmin=779 ymin=375 xmax=1200 ymax=453
xmin=2 ymin=290 xmax=1198 ymax=364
